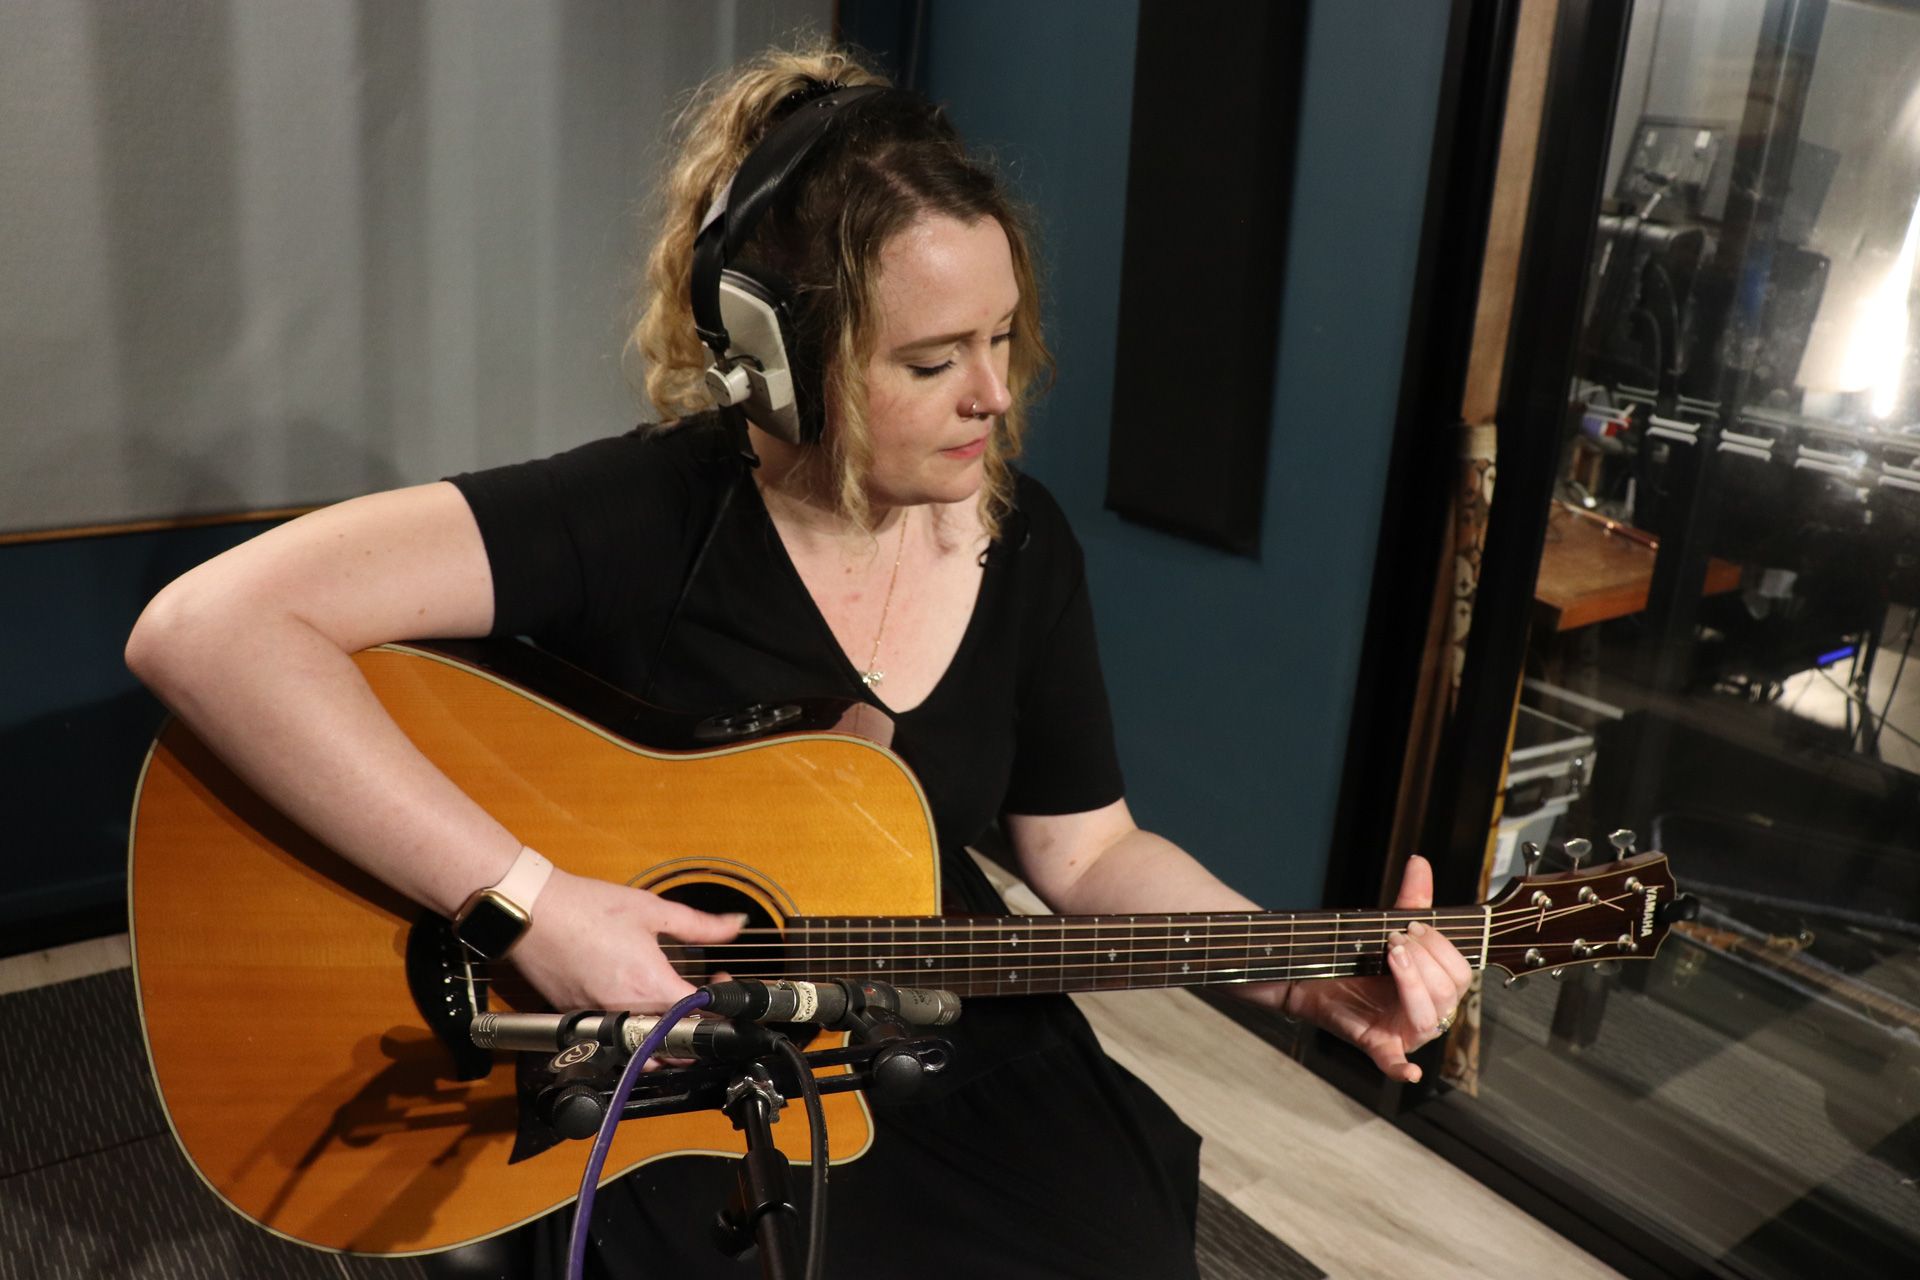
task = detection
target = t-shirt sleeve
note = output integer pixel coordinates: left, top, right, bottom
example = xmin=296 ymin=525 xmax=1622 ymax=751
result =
xmin=446 ymin=430 xmax=697 ymax=646
xmin=1001 ymin=486 xmax=1126 ymax=816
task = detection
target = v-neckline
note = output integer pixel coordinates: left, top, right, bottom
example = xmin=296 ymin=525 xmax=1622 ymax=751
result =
xmin=744 ymin=477 xmax=992 ymax=718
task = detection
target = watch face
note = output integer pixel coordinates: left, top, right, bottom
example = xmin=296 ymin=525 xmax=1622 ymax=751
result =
xmin=455 ymin=891 xmax=530 ymax=960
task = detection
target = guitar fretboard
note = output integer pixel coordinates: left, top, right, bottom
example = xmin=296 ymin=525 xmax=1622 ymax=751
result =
xmin=712 ymin=909 xmax=1493 ymax=998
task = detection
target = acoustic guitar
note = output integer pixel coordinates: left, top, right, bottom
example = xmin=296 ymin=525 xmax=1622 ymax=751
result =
xmin=127 ymin=640 xmax=1685 ymax=1257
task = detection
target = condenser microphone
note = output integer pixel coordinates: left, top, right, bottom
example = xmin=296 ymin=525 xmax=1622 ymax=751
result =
xmin=469 ymin=1010 xmax=779 ymax=1063
xmin=700 ymin=978 xmax=962 ymax=1028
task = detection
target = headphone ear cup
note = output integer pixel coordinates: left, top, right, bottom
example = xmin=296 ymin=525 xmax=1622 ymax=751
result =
xmin=712 ymin=269 xmax=820 ymax=444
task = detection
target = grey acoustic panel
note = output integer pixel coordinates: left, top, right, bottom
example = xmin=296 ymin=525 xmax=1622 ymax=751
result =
xmin=1104 ymin=0 xmax=1307 ymax=555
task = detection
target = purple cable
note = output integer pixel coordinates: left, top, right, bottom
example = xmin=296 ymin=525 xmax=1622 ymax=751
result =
xmin=565 ymin=989 xmax=712 ymax=1280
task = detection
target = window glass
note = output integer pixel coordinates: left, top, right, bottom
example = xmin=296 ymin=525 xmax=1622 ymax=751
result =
xmin=1453 ymin=3 xmax=1920 ymax=1273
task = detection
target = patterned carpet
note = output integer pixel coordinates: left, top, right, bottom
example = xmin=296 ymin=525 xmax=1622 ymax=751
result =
xmin=0 ymin=969 xmax=1319 ymax=1279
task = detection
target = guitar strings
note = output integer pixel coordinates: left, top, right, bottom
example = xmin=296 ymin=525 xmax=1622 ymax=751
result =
xmin=677 ymin=895 xmax=1636 ymax=958
xmin=713 ymin=895 xmax=1639 ymax=938
xmin=653 ymin=944 xmax=1602 ymax=984
xmin=465 ymin=932 xmax=1609 ymax=994
xmin=460 ymin=895 xmax=1645 ymax=987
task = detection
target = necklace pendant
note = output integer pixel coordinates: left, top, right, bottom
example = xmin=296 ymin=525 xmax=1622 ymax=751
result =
xmin=860 ymin=669 xmax=884 ymax=688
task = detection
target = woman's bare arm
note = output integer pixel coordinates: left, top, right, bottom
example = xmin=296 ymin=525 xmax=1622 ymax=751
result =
xmin=1004 ymin=800 xmax=1473 ymax=1081
xmin=125 ymin=481 xmax=738 ymax=1011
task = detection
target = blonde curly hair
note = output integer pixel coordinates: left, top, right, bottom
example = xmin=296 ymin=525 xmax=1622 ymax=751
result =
xmin=630 ymin=44 xmax=1052 ymax=538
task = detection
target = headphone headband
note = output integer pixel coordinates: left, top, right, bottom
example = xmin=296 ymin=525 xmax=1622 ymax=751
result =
xmin=691 ymin=84 xmax=892 ymax=358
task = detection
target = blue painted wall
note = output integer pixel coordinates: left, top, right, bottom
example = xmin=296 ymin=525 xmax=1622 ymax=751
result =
xmin=0 ymin=520 xmax=282 ymax=944
xmin=924 ymin=1 xmax=1451 ymax=907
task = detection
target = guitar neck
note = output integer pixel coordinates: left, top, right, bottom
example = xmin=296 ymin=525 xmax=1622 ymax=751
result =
xmin=766 ymin=907 xmax=1494 ymax=998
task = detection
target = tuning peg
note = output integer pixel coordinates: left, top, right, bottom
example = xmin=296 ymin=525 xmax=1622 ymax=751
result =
xmin=1521 ymin=841 xmax=1543 ymax=874
xmin=1655 ymin=894 xmax=1700 ymax=925
xmin=1564 ymin=837 xmax=1592 ymax=870
xmin=1608 ymin=829 xmax=1636 ymax=859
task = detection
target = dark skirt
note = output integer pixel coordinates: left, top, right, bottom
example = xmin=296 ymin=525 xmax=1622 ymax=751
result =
xmin=424 ymin=996 xmax=1201 ymax=1279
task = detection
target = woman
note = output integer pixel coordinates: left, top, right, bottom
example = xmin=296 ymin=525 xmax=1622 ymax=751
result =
xmin=126 ymin=46 xmax=1470 ymax=1279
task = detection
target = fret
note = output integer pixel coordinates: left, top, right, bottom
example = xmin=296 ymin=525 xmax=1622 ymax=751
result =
xmin=1136 ymin=917 xmax=1155 ymax=987
xmin=932 ymin=917 xmax=955 ymax=993
xmin=1083 ymin=916 xmax=1099 ymax=990
xmin=1047 ymin=918 xmax=1068 ymax=995
xmin=962 ymin=916 xmax=978 ymax=993
xmin=920 ymin=915 xmax=942 ymax=987
xmin=1174 ymin=917 xmax=1198 ymax=987
xmin=1291 ymin=912 xmax=1332 ymax=981
xmin=1059 ymin=917 xmax=1075 ymax=993
xmin=998 ymin=917 xmax=1013 ymax=996
xmin=1094 ymin=915 xmax=1121 ymax=991
xmin=799 ymin=917 xmax=818 ymax=980
xmin=1144 ymin=914 xmax=1162 ymax=988
xmin=1267 ymin=909 xmax=1297 ymax=982
xmin=1238 ymin=914 xmax=1258 ymax=985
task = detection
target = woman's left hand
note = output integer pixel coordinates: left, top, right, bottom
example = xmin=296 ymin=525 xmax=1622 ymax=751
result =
xmin=1276 ymin=854 xmax=1474 ymax=1083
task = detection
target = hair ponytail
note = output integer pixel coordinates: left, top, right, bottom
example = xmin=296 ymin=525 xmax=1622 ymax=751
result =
xmin=633 ymin=46 xmax=887 ymax=420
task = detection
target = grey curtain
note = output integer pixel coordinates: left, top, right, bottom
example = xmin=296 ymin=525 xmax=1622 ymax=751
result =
xmin=0 ymin=0 xmax=832 ymax=535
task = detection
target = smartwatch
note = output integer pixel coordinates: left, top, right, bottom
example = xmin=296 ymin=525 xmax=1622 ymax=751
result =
xmin=452 ymin=847 xmax=554 ymax=960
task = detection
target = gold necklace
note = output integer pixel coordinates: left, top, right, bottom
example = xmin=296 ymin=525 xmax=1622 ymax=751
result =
xmin=860 ymin=509 xmax=910 ymax=688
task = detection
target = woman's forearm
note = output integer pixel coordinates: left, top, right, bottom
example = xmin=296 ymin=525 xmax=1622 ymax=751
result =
xmin=1037 ymin=826 xmax=1262 ymax=918
xmin=124 ymin=487 xmax=521 ymax=917
xmin=128 ymin=601 xmax=522 ymax=917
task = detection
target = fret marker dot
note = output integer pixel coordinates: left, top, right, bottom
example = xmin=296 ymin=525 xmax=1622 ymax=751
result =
xmin=1108 ymin=949 xmax=1118 ymax=962
xmin=1181 ymin=962 xmax=1191 ymax=974
xmin=1009 ymin=971 xmax=1019 ymax=982
xmin=924 ymin=958 xmax=933 ymax=967
xmin=1182 ymin=931 xmax=1193 ymax=944
xmin=1264 ymin=946 xmax=1274 ymax=956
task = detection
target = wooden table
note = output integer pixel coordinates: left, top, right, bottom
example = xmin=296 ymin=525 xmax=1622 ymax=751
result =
xmin=1534 ymin=509 xmax=1742 ymax=631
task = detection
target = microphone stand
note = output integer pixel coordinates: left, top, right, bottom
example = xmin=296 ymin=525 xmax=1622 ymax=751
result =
xmin=714 ymin=1063 xmax=803 ymax=1279
xmin=530 ymin=1002 xmax=956 ymax=1280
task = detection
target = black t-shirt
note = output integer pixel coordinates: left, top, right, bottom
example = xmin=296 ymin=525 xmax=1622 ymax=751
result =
xmin=442 ymin=416 xmax=1199 ymax=1280
xmin=449 ymin=412 xmax=1125 ymax=914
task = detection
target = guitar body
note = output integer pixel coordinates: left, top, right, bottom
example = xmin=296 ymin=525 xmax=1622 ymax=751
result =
xmin=129 ymin=643 xmax=940 ymax=1256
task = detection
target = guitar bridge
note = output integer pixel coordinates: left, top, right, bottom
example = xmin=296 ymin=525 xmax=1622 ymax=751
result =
xmin=406 ymin=913 xmax=495 ymax=1081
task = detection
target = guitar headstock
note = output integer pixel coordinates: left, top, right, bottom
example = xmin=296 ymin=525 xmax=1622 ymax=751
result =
xmin=1484 ymin=846 xmax=1692 ymax=983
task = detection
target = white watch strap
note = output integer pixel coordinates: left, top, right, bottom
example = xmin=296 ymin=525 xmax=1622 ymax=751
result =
xmin=489 ymin=846 xmax=554 ymax=913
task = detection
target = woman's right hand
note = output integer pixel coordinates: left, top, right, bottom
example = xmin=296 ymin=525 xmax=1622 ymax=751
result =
xmin=506 ymin=868 xmax=746 ymax=1013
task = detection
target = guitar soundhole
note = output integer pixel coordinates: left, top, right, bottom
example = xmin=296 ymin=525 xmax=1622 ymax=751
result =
xmin=655 ymin=881 xmax=820 ymax=1048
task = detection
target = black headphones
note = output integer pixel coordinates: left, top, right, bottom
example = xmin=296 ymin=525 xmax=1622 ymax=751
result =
xmin=691 ymin=82 xmax=894 ymax=446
